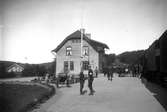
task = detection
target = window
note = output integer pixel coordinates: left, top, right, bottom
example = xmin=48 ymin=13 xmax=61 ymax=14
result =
xmin=70 ymin=61 xmax=74 ymax=71
xmin=64 ymin=61 xmax=68 ymax=72
xmin=83 ymin=46 xmax=89 ymax=56
xmin=66 ymin=46 xmax=72 ymax=56
xmin=83 ymin=61 xmax=89 ymax=70
xmin=64 ymin=61 xmax=74 ymax=72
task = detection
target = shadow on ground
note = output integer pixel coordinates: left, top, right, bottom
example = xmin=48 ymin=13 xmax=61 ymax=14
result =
xmin=142 ymin=79 xmax=167 ymax=111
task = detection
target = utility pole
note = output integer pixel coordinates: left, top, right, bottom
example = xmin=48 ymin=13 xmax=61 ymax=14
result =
xmin=80 ymin=0 xmax=85 ymax=72
xmin=80 ymin=28 xmax=83 ymax=71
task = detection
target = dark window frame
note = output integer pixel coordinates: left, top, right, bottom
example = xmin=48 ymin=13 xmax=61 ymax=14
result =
xmin=83 ymin=46 xmax=89 ymax=56
xmin=70 ymin=61 xmax=74 ymax=71
xmin=66 ymin=46 xmax=72 ymax=56
xmin=83 ymin=61 xmax=89 ymax=70
xmin=64 ymin=61 xmax=68 ymax=72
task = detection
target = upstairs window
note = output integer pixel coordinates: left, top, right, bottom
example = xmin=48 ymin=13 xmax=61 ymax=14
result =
xmin=66 ymin=46 xmax=72 ymax=56
xmin=83 ymin=46 xmax=89 ymax=56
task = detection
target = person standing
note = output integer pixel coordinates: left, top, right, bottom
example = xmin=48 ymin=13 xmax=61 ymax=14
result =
xmin=79 ymin=70 xmax=85 ymax=95
xmin=110 ymin=67 xmax=113 ymax=81
xmin=65 ymin=68 xmax=70 ymax=87
xmin=95 ymin=67 xmax=98 ymax=78
xmin=107 ymin=68 xmax=111 ymax=80
xmin=45 ymin=72 xmax=49 ymax=83
xmin=88 ymin=66 xmax=95 ymax=95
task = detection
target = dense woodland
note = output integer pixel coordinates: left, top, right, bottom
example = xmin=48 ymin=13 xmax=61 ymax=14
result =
xmin=116 ymin=50 xmax=145 ymax=65
xmin=105 ymin=50 xmax=145 ymax=66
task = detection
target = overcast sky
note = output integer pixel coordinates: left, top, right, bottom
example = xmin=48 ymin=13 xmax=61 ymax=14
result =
xmin=0 ymin=0 xmax=167 ymax=64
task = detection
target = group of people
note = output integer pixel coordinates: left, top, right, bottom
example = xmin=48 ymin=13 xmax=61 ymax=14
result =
xmin=79 ymin=66 xmax=96 ymax=95
xmin=103 ymin=67 xmax=113 ymax=81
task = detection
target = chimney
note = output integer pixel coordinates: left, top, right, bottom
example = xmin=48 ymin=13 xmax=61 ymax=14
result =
xmin=86 ymin=33 xmax=91 ymax=39
xmin=80 ymin=28 xmax=85 ymax=34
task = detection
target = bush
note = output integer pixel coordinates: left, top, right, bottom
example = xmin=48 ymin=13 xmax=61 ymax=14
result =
xmin=0 ymin=72 xmax=17 ymax=79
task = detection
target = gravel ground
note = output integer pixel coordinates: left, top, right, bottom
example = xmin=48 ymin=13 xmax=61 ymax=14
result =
xmin=32 ymin=74 xmax=167 ymax=112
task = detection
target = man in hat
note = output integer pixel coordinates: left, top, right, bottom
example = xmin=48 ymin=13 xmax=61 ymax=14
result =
xmin=79 ymin=69 xmax=85 ymax=95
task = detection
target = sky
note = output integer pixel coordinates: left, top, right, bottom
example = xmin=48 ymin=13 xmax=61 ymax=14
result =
xmin=0 ymin=0 xmax=167 ymax=64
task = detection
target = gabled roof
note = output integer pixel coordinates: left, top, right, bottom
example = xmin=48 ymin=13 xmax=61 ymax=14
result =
xmin=159 ymin=29 xmax=167 ymax=41
xmin=52 ymin=30 xmax=109 ymax=53
xmin=7 ymin=63 xmax=24 ymax=71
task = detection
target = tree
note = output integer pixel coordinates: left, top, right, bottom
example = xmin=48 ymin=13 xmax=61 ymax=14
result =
xmin=0 ymin=63 xmax=6 ymax=78
xmin=117 ymin=50 xmax=145 ymax=65
xmin=0 ymin=63 xmax=16 ymax=78
xmin=47 ymin=61 xmax=56 ymax=75
xmin=38 ymin=65 xmax=47 ymax=77
xmin=22 ymin=64 xmax=33 ymax=77
xmin=106 ymin=54 xmax=116 ymax=66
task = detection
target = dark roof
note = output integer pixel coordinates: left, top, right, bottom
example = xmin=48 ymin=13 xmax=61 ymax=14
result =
xmin=52 ymin=30 xmax=109 ymax=53
xmin=6 ymin=63 xmax=24 ymax=71
xmin=159 ymin=29 xmax=167 ymax=41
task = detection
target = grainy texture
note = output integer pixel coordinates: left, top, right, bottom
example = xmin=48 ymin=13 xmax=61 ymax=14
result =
xmin=33 ymin=74 xmax=167 ymax=112
xmin=0 ymin=82 xmax=53 ymax=112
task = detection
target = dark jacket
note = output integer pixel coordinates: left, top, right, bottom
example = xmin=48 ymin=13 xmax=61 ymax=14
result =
xmin=80 ymin=72 xmax=85 ymax=82
xmin=88 ymin=69 xmax=94 ymax=81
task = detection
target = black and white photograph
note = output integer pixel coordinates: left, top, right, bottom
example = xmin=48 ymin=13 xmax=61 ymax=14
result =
xmin=0 ymin=0 xmax=167 ymax=112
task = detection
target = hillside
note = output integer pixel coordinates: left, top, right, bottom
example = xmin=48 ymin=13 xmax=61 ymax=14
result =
xmin=117 ymin=50 xmax=145 ymax=65
xmin=0 ymin=61 xmax=15 ymax=67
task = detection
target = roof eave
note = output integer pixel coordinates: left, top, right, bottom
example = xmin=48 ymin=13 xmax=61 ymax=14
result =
xmin=52 ymin=30 xmax=109 ymax=53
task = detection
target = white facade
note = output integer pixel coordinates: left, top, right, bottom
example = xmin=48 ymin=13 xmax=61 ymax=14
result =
xmin=7 ymin=63 xmax=24 ymax=73
xmin=56 ymin=39 xmax=99 ymax=76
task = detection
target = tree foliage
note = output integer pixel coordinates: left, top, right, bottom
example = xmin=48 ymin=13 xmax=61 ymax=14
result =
xmin=106 ymin=53 xmax=116 ymax=66
xmin=117 ymin=50 xmax=145 ymax=65
xmin=0 ymin=63 xmax=16 ymax=78
xmin=22 ymin=60 xmax=56 ymax=77
xmin=22 ymin=64 xmax=47 ymax=77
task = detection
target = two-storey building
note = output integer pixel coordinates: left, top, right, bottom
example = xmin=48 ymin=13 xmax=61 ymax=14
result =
xmin=52 ymin=29 xmax=109 ymax=76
